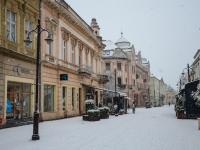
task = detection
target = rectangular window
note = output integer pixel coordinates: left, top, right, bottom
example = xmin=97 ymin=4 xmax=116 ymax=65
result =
xmin=47 ymin=33 xmax=53 ymax=55
xmin=106 ymin=63 xmax=110 ymax=71
xmin=79 ymin=49 xmax=82 ymax=66
xmin=62 ymin=40 xmax=67 ymax=60
xmin=125 ymin=64 xmax=128 ymax=72
xmin=118 ymin=77 xmax=122 ymax=85
xmin=6 ymin=10 xmax=16 ymax=42
xmin=62 ymin=87 xmax=66 ymax=111
xmin=44 ymin=85 xmax=54 ymax=112
xmin=25 ymin=20 xmax=32 ymax=48
xmin=72 ymin=87 xmax=75 ymax=109
xmin=72 ymin=45 xmax=75 ymax=64
xmin=117 ymin=63 xmax=121 ymax=71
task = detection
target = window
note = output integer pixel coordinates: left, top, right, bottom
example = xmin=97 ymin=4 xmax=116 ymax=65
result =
xmin=47 ymin=33 xmax=53 ymax=55
xmin=44 ymin=85 xmax=54 ymax=112
xmin=133 ymin=79 xmax=136 ymax=86
xmin=25 ymin=20 xmax=32 ymax=48
xmin=106 ymin=63 xmax=110 ymax=71
xmin=62 ymin=39 xmax=67 ymax=60
xmin=136 ymin=74 xmax=139 ymax=79
xmin=62 ymin=87 xmax=67 ymax=111
xmin=6 ymin=10 xmax=16 ymax=42
xmin=117 ymin=63 xmax=121 ymax=71
xmin=72 ymin=45 xmax=75 ymax=64
xmin=72 ymin=87 xmax=75 ymax=109
xmin=79 ymin=49 xmax=82 ymax=66
xmin=96 ymin=59 xmax=98 ymax=73
xmin=125 ymin=64 xmax=128 ymax=72
xmin=91 ymin=55 xmax=93 ymax=71
xmin=118 ymin=77 xmax=122 ymax=85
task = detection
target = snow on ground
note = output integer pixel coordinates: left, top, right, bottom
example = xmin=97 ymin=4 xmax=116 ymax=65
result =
xmin=0 ymin=106 xmax=200 ymax=150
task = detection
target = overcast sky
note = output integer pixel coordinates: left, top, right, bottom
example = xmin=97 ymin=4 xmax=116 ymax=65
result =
xmin=66 ymin=0 xmax=200 ymax=89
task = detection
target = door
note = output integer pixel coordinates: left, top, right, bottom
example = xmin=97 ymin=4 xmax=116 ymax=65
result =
xmin=79 ymin=88 xmax=82 ymax=115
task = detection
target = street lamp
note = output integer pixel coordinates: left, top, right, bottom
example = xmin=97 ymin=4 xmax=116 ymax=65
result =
xmin=24 ymin=18 xmax=53 ymax=140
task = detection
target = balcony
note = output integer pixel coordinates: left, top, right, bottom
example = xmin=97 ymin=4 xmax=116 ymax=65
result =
xmin=118 ymin=84 xmax=126 ymax=89
xmin=44 ymin=54 xmax=79 ymax=71
xmin=97 ymin=74 xmax=109 ymax=84
xmin=78 ymin=65 xmax=93 ymax=76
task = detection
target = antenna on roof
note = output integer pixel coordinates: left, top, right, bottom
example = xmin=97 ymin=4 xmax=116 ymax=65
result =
xmin=121 ymin=32 xmax=123 ymax=37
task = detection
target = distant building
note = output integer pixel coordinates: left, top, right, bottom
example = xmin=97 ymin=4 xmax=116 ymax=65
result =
xmin=135 ymin=51 xmax=150 ymax=107
xmin=150 ymin=76 xmax=169 ymax=107
xmin=102 ymin=33 xmax=150 ymax=107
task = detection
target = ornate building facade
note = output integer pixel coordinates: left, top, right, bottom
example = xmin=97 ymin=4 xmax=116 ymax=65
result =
xmin=135 ymin=51 xmax=150 ymax=107
xmin=102 ymin=33 xmax=150 ymax=107
xmin=40 ymin=0 xmax=106 ymax=120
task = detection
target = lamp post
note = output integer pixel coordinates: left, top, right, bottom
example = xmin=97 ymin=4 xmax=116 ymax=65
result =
xmin=24 ymin=16 xmax=53 ymax=141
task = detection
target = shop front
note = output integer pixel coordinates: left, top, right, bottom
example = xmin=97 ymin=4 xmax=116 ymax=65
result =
xmin=6 ymin=81 xmax=32 ymax=120
xmin=4 ymin=76 xmax=35 ymax=123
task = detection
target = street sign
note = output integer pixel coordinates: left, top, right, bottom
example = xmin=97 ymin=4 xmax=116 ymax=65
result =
xmin=60 ymin=74 xmax=68 ymax=81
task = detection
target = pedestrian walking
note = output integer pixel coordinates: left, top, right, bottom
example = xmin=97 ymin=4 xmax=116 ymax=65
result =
xmin=114 ymin=104 xmax=118 ymax=116
xmin=168 ymin=102 xmax=171 ymax=107
xmin=132 ymin=103 xmax=135 ymax=114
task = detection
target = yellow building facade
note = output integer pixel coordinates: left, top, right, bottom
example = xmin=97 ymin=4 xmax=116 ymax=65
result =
xmin=0 ymin=0 xmax=39 ymax=125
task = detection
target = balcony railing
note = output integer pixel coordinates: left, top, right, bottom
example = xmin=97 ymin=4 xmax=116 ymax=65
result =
xmin=44 ymin=54 xmax=79 ymax=71
xmin=97 ymin=74 xmax=109 ymax=84
xmin=78 ymin=65 xmax=93 ymax=75
xmin=118 ymin=84 xmax=126 ymax=89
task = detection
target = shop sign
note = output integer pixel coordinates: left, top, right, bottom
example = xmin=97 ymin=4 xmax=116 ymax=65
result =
xmin=13 ymin=65 xmax=31 ymax=75
xmin=60 ymin=74 xmax=68 ymax=81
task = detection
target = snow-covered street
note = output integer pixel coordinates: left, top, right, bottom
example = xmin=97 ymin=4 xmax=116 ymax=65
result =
xmin=0 ymin=106 xmax=200 ymax=150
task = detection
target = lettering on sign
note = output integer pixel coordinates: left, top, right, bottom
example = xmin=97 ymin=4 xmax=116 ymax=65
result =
xmin=13 ymin=65 xmax=31 ymax=75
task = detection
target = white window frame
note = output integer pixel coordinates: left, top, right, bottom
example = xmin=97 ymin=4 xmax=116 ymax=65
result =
xmin=6 ymin=10 xmax=16 ymax=42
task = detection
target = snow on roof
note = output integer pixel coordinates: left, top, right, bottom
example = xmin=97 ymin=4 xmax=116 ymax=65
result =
xmin=112 ymin=48 xmax=128 ymax=59
xmin=85 ymin=99 xmax=95 ymax=104
xmin=115 ymin=32 xmax=131 ymax=49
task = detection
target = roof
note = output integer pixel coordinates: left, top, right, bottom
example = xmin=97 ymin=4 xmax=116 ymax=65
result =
xmin=112 ymin=48 xmax=128 ymax=59
xmin=115 ymin=32 xmax=131 ymax=49
xmin=194 ymin=49 xmax=200 ymax=59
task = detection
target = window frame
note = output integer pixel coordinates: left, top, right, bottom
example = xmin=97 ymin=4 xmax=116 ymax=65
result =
xmin=44 ymin=85 xmax=55 ymax=112
xmin=6 ymin=10 xmax=16 ymax=42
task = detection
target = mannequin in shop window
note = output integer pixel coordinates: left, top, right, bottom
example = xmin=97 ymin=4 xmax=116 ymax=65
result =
xmin=14 ymin=93 xmax=21 ymax=119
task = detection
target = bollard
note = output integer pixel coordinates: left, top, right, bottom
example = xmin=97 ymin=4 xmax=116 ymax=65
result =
xmin=198 ymin=118 xmax=200 ymax=130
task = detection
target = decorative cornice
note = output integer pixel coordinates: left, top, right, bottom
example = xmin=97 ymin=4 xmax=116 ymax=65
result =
xmin=43 ymin=0 xmax=102 ymax=48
